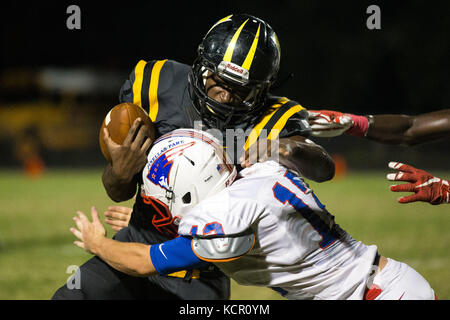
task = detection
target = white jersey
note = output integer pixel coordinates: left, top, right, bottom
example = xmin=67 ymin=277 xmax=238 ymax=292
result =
xmin=178 ymin=161 xmax=378 ymax=300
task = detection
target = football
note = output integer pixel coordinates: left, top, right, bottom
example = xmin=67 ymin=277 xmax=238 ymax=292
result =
xmin=99 ymin=102 xmax=156 ymax=162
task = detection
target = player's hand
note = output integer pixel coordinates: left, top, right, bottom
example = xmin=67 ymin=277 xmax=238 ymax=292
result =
xmin=104 ymin=206 xmax=132 ymax=231
xmin=308 ymin=110 xmax=354 ymax=137
xmin=387 ymin=162 xmax=450 ymax=205
xmin=102 ymin=118 xmax=152 ymax=182
xmin=71 ymin=207 xmax=107 ymax=254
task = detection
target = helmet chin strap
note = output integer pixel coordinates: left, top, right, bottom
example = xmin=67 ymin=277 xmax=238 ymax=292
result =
xmin=202 ymin=104 xmax=235 ymax=131
xmin=165 ymin=163 xmax=180 ymax=212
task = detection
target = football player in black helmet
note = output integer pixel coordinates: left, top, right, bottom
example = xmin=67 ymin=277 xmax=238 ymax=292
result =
xmin=53 ymin=14 xmax=335 ymax=301
xmin=188 ymin=14 xmax=281 ymax=131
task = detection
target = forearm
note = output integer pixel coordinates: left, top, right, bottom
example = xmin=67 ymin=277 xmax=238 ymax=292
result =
xmin=366 ymin=109 xmax=450 ymax=145
xmin=93 ymin=237 xmax=156 ymax=277
xmin=102 ymin=163 xmax=138 ymax=202
xmin=94 ymin=237 xmax=207 ymax=278
xmin=309 ymin=109 xmax=450 ymax=146
xmin=365 ymin=114 xmax=414 ymax=145
xmin=279 ymin=136 xmax=335 ymax=182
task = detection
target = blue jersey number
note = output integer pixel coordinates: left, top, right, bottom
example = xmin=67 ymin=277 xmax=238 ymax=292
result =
xmin=273 ymin=174 xmax=337 ymax=249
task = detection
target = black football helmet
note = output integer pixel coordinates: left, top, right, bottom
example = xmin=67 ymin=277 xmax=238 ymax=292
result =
xmin=188 ymin=14 xmax=281 ymax=131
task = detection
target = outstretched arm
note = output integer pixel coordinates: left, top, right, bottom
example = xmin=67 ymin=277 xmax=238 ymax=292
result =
xmin=308 ymin=109 xmax=450 ymax=146
xmin=71 ymin=207 xmax=205 ymax=277
xmin=366 ymin=109 xmax=450 ymax=145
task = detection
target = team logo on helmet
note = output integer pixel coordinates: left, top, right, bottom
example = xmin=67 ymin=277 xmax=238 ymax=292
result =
xmin=146 ymin=141 xmax=196 ymax=190
xmin=147 ymin=153 xmax=173 ymax=190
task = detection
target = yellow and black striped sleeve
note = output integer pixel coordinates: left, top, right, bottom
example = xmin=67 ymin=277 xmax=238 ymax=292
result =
xmin=118 ymin=59 xmax=168 ymax=122
xmin=244 ymin=97 xmax=311 ymax=151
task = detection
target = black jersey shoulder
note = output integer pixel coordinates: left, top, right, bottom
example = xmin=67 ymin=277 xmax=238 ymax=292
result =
xmin=119 ymin=59 xmax=192 ymax=135
xmin=243 ymin=95 xmax=311 ymax=151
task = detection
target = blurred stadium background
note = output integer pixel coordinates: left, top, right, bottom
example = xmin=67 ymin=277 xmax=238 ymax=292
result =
xmin=0 ymin=1 xmax=449 ymax=299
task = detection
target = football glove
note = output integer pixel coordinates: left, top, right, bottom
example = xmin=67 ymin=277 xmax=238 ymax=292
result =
xmin=308 ymin=110 xmax=369 ymax=137
xmin=387 ymin=161 xmax=449 ymax=205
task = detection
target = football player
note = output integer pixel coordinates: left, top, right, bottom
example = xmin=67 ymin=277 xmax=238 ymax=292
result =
xmin=308 ymin=109 xmax=450 ymax=205
xmin=52 ymin=14 xmax=334 ymax=300
xmin=71 ymin=129 xmax=437 ymax=300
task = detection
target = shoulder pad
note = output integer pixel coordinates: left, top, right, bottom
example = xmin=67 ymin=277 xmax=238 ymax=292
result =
xmin=192 ymin=232 xmax=255 ymax=262
xmin=280 ymin=111 xmax=311 ymax=138
xmin=245 ymin=97 xmax=310 ymax=151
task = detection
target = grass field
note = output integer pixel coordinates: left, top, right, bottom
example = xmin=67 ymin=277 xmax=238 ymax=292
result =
xmin=0 ymin=169 xmax=449 ymax=300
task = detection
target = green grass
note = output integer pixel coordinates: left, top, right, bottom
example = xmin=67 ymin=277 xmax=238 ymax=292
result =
xmin=0 ymin=169 xmax=449 ymax=300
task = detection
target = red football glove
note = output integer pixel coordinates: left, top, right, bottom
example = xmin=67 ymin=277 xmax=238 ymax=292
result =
xmin=308 ymin=110 xmax=369 ymax=137
xmin=387 ymin=162 xmax=450 ymax=205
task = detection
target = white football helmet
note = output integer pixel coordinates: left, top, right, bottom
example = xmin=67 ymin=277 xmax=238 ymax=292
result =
xmin=141 ymin=129 xmax=237 ymax=225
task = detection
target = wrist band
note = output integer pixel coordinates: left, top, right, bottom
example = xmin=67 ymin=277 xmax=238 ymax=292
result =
xmin=365 ymin=115 xmax=374 ymax=137
xmin=346 ymin=114 xmax=370 ymax=137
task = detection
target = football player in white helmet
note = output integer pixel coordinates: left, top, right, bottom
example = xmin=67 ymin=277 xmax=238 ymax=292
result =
xmin=71 ymin=128 xmax=437 ymax=300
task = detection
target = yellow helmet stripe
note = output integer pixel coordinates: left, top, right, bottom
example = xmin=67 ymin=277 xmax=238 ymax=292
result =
xmin=206 ymin=14 xmax=233 ymax=36
xmin=241 ymin=23 xmax=261 ymax=70
xmin=223 ymin=19 xmax=249 ymax=62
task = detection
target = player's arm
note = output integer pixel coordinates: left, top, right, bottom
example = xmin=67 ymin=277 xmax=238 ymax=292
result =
xmin=308 ymin=109 xmax=450 ymax=146
xmin=278 ymin=136 xmax=335 ymax=182
xmin=71 ymin=207 xmax=207 ymax=277
xmin=277 ymin=108 xmax=335 ymax=182
xmin=241 ymin=135 xmax=334 ymax=182
xmin=366 ymin=110 xmax=450 ymax=145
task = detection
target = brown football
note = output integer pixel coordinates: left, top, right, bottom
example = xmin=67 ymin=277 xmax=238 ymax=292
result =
xmin=99 ymin=102 xmax=156 ymax=162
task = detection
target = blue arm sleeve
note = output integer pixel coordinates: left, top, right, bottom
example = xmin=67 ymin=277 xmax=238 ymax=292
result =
xmin=149 ymin=236 xmax=208 ymax=275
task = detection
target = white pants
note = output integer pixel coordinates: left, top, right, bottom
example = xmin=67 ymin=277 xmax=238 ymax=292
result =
xmin=367 ymin=258 xmax=436 ymax=300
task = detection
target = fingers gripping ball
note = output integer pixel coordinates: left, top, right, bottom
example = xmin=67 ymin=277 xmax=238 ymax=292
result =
xmin=99 ymin=103 xmax=156 ymax=162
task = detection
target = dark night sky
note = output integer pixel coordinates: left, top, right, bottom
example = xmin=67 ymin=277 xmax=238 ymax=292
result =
xmin=1 ymin=1 xmax=449 ymax=114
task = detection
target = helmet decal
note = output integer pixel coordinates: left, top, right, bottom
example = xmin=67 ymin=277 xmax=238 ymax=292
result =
xmin=146 ymin=141 xmax=196 ymax=190
xmin=217 ymin=61 xmax=249 ymax=83
xmin=206 ymin=14 xmax=233 ymax=36
xmin=147 ymin=152 xmax=173 ymax=190
xmin=241 ymin=23 xmax=261 ymax=71
xmin=223 ymin=19 xmax=249 ymax=62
